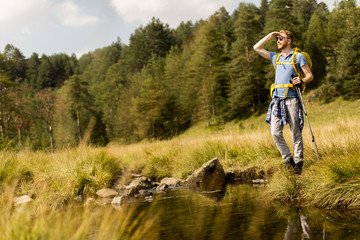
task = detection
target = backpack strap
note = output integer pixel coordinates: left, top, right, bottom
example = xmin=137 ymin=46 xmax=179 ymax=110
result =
xmin=274 ymin=53 xmax=281 ymax=73
xmin=292 ymin=48 xmax=307 ymax=92
xmin=272 ymin=53 xmax=295 ymax=98
xmin=270 ymin=83 xmax=294 ymax=98
xmin=292 ymin=51 xmax=301 ymax=77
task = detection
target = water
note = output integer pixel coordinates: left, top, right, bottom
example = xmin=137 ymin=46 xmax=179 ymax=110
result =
xmin=128 ymin=184 xmax=360 ymax=239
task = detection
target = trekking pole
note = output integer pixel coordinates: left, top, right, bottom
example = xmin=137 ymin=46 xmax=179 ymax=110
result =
xmin=292 ymin=75 xmax=320 ymax=162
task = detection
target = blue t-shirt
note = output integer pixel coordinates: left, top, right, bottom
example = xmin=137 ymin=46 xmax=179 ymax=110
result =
xmin=270 ymin=50 xmax=308 ymax=98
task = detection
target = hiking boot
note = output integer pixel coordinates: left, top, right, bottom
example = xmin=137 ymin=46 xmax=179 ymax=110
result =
xmin=294 ymin=161 xmax=304 ymax=175
xmin=284 ymin=157 xmax=296 ymax=171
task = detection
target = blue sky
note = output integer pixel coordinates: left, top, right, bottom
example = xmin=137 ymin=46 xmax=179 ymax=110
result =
xmin=0 ymin=0 xmax=344 ymax=58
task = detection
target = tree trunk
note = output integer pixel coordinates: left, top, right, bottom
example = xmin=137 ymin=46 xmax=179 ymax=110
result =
xmin=48 ymin=125 xmax=54 ymax=149
xmin=76 ymin=109 xmax=82 ymax=144
xmin=0 ymin=85 xmax=5 ymax=140
xmin=17 ymin=127 xmax=21 ymax=146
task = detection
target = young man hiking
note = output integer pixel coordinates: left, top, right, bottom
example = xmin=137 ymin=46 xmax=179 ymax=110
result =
xmin=253 ymin=30 xmax=313 ymax=174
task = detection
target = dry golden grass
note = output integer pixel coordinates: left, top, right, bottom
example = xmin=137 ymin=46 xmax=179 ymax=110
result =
xmin=0 ymin=97 xmax=359 ymax=238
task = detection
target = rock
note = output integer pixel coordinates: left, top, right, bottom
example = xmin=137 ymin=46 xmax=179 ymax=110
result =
xmin=74 ymin=195 xmax=84 ymax=202
xmin=84 ymin=197 xmax=95 ymax=207
xmin=185 ymin=158 xmax=226 ymax=191
xmin=225 ymin=167 xmax=265 ymax=183
xmin=14 ymin=195 xmax=33 ymax=206
xmin=156 ymin=183 xmax=169 ymax=192
xmin=252 ymin=179 xmax=268 ymax=184
xmin=144 ymin=195 xmax=155 ymax=202
xmin=126 ymin=177 xmax=153 ymax=197
xmin=96 ymin=188 xmax=118 ymax=198
xmin=111 ymin=196 xmax=127 ymax=206
xmin=114 ymin=183 xmax=127 ymax=192
xmin=135 ymin=189 xmax=152 ymax=198
xmin=160 ymin=177 xmax=185 ymax=187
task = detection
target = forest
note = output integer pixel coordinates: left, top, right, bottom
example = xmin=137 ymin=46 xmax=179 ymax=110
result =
xmin=0 ymin=0 xmax=359 ymax=150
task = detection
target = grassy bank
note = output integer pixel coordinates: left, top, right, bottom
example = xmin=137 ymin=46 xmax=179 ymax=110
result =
xmin=1 ymin=97 xmax=360 ymax=206
xmin=0 ymin=97 xmax=359 ymax=238
xmin=104 ymin=97 xmax=360 ymax=208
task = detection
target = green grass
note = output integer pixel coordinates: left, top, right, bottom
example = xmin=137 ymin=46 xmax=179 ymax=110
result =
xmin=0 ymin=97 xmax=360 ymax=238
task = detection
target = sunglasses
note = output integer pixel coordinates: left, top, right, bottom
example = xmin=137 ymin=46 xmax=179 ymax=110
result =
xmin=276 ymin=36 xmax=287 ymax=41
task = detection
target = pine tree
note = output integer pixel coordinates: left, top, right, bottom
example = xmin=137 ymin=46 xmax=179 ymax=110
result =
xmin=336 ymin=2 xmax=360 ymax=99
xmin=228 ymin=3 xmax=268 ymax=118
xmin=185 ymin=8 xmax=231 ymax=125
xmin=304 ymin=5 xmax=329 ymax=88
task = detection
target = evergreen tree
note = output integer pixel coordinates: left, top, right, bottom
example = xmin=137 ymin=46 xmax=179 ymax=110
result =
xmin=304 ymin=5 xmax=329 ymax=88
xmin=228 ymin=3 xmax=268 ymax=118
xmin=99 ymin=60 xmax=130 ymax=140
xmin=186 ymin=8 xmax=232 ymax=125
xmin=34 ymin=88 xmax=56 ymax=149
xmin=38 ymin=55 xmax=55 ymax=89
xmin=26 ymin=53 xmax=41 ymax=90
xmin=336 ymin=2 xmax=360 ymax=99
xmin=174 ymin=21 xmax=194 ymax=47
xmin=260 ymin=0 xmax=269 ymax=27
xmin=3 ymin=44 xmax=27 ymax=81
xmin=264 ymin=0 xmax=298 ymax=35
xmin=128 ymin=17 xmax=174 ymax=71
xmin=131 ymin=75 xmax=167 ymax=139
xmin=61 ymin=75 xmax=94 ymax=144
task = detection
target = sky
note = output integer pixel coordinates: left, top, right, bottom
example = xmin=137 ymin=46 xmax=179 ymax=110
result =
xmin=0 ymin=0 xmax=349 ymax=59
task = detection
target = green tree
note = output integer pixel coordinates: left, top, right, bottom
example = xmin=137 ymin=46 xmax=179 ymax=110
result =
xmin=335 ymin=2 xmax=360 ymax=99
xmin=3 ymin=44 xmax=27 ymax=81
xmin=260 ymin=0 xmax=269 ymax=27
xmin=185 ymin=8 xmax=232 ymax=125
xmin=264 ymin=0 xmax=298 ymax=35
xmin=34 ymin=88 xmax=57 ymax=149
xmin=323 ymin=0 xmax=358 ymax=99
xmin=304 ymin=4 xmax=329 ymax=88
xmin=131 ymin=76 xmax=167 ymax=139
xmin=228 ymin=3 xmax=268 ymax=118
xmin=174 ymin=21 xmax=194 ymax=47
xmin=128 ymin=17 xmax=174 ymax=71
xmin=61 ymin=75 xmax=94 ymax=144
xmin=38 ymin=55 xmax=55 ymax=89
xmin=26 ymin=53 xmax=41 ymax=90
xmin=98 ymin=60 xmax=130 ymax=140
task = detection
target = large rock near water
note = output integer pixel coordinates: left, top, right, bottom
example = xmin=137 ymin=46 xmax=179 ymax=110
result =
xmin=126 ymin=176 xmax=153 ymax=196
xmin=185 ymin=158 xmax=226 ymax=191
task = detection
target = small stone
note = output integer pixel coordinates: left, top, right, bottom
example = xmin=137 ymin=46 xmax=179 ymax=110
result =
xmin=111 ymin=196 xmax=126 ymax=206
xmin=160 ymin=177 xmax=185 ymax=187
xmin=96 ymin=188 xmax=118 ymax=198
xmin=84 ymin=197 xmax=95 ymax=207
xmin=14 ymin=195 xmax=33 ymax=206
xmin=74 ymin=195 xmax=84 ymax=202
xmin=252 ymin=179 xmax=268 ymax=184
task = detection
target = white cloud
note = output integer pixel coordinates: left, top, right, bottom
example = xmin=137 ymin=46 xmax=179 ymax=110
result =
xmin=54 ymin=1 xmax=101 ymax=27
xmin=0 ymin=0 xmax=49 ymax=23
xmin=110 ymin=0 xmax=238 ymax=27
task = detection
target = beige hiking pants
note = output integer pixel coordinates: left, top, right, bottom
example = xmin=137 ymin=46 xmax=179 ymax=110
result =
xmin=270 ymin=97 xmax=304 ymax=164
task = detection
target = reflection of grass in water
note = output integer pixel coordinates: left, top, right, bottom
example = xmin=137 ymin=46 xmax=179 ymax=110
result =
xmin=0 ymin=186 xmax=158 ymax=239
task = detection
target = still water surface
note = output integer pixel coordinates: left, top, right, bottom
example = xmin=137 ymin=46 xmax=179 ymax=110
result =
xmin=128 ymin=184 xmax=360 ymax=239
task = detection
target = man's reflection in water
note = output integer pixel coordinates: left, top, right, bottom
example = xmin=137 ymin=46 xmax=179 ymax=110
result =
xmin=284 ymin=215 xmax=311 ymax=239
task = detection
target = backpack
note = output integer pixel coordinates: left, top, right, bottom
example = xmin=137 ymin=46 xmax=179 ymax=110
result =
xmin=270 ymin=47 xmax=312 ymax=98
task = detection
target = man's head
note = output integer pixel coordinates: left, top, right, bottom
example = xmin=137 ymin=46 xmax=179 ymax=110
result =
xmin=277 ymin=30 xmax=293 ymax=50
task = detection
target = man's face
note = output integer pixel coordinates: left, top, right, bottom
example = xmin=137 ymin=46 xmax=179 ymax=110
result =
xmin=276 ymin=33 xmax=289 ymax=50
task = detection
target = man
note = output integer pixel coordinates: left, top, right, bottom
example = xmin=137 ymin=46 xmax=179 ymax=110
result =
xmin=253 ymin=30 xmax=313 ymax=174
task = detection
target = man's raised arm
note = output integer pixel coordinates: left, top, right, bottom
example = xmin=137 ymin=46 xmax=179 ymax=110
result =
xmin=253 ymin=32 xmax=279 ymax=60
